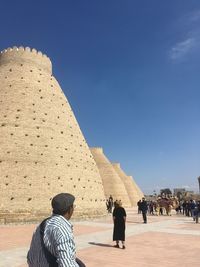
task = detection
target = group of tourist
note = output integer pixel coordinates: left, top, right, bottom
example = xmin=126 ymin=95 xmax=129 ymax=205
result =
xmin=137 ymin=197 xmax=200 ymax=223
xmin=137 ymin=199 xmax=171 ymax=216
xmin=177 ymin=199 xmax=200 ymax=223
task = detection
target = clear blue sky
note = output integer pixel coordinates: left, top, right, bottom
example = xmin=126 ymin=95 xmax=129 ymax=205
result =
xmin=1 ymin=0 xmax=200 ymax=194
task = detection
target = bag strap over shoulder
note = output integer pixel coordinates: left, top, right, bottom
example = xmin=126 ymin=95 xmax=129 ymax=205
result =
xmin=40 ymin=217 xmax=86 ymax=267
xmin=40 ymin=217 xmax=58 ymax=267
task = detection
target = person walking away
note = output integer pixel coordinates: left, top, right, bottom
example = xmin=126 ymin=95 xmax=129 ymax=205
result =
xmin=108 ymin=195 xmax=114 ymax=212
xmin=140 ymin=197 xmax=148 ymax=223
xmin=194 ymin=204 xmax=198 ymax=223
xmin=112 ymin=201 xmax=126 ymax=249
xmin=27 ymin=193 xmax=86 ymax=267
xmin=106 ymin=199 xmax=110 ymax=213
xmin=149 ymin=201 xmax=154 ymax=215
xmin=185 ymin=201 xmax=190 ymax=216
xmin=195 ymin=201 xmax=200 ymax=223
xmin=108 ymin=198 xmax=113 ymax=213
xmin=137 ymin=200 xmax=142 ymax=214
xmin=189 ymin=199 xmax=196 ymax=219
xmin=182 ymin=201 xmax=186 ymax=215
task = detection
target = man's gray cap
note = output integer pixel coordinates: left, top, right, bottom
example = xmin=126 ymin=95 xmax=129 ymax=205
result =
xmin=51 ymin=193 xmax=75 ymax=215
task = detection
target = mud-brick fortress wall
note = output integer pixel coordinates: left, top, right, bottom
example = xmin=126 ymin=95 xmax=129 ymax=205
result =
xmin=112 ymin=163 xmax=143 ymax=206
xmin=0 ymin=47 xmax=106 ymax=223
xmin=90 ymin=147 xmax=132 ymax=207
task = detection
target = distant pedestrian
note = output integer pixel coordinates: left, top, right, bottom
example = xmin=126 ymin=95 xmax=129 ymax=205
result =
xmin=185 ymin=201 xmax=190 ymax=216
xmin=137 ymin=200 xmax=142 ymax=214
xmin=106 ymin=199 xmax=110 ymax=213
xmin=182 ymin=201 xmax=186 ymax=215
xmin=140 ymin=197 xmax=148 ymax=223
xmin=112 ymin=201 xmax=126 ymax=249
xmin=195 ymin=201 xmax=200 ymax=223
xmin=159 ymin=206 xmax=163 ymax=215
xmin=149 ymin=201 xmax=154 ymax=215
xmin=108 ymin=195 xmax=114 ymax=213
xmin=189 ymin=199 xmax=196 ymax=218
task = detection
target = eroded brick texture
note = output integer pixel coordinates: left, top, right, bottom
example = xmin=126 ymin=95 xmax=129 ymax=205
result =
xmin=112 ymin=163 xmax=144 ymax=206
xmin=0 ymin=46 xmax=106 ymax=223
xmin=90 ymin=147 xmax=132 ymax=207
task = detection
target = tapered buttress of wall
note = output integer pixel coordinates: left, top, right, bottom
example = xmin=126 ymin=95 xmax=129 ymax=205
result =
xmin=0 ymin=46 xmax=106 ymax=223
xmin=128 ymin=175 xmax=144 ymax=200
xmin=90 ymin=147 xmax=132 ymax=207
xmin=112 ymin=163 xmax=142 ymax=206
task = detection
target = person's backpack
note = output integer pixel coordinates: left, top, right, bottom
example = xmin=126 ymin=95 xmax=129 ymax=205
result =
xmin=27 ymin=218 xmax=58 ymax=267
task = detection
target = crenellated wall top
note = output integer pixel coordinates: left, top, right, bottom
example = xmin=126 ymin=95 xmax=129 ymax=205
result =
xmin=0 ymin=46 xmax=52 ymax=74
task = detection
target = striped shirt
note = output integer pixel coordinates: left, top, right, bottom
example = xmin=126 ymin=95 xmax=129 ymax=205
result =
xmin=43 ymin=215 xmax=79 ymax=267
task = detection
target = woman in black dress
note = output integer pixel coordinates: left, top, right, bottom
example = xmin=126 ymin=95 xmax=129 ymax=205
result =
xmin=112 ymin=201 xmax=126 ymax=249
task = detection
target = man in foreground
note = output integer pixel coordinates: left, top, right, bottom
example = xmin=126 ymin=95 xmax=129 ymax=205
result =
xmin=28 ymin=193 xmax=85 ymax=267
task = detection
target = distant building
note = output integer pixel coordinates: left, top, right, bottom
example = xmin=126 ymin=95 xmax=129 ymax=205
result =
xmin=174 ymin=188 xmax=186 ymax=196
xmin=198 ymin=177 xmax=200 ymax=193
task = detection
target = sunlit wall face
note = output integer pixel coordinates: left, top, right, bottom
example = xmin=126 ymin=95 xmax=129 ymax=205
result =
xmin=0 ymin=46 xmax=106 ymax=223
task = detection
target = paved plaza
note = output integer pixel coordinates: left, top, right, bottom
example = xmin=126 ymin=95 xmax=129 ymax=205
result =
xmin=0 ymin=208 xmax=200 ymax=267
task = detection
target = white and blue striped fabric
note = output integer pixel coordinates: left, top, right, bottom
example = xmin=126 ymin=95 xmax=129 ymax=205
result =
xmin=27 ymin=219 xmax=54 ymax=267
xmin=43 ymin=215 xmax=79 ymax=267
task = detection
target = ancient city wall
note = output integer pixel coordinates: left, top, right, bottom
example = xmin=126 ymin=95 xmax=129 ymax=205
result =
xmin=112 ymin=163 xmax=142 ymax=206
xmin=0 ymin=46 xmax=106 ymax=223
xmin=128 ymin=175 xmax=144 ymax=200
xmin=90 ymin=147 xmax=131 ymax=207
xmin=0 ymin=47 xmax=51 ymax=74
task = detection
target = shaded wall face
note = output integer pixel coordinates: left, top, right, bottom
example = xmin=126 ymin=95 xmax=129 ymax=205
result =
xmin=90 ymin=148 xmax=132 ymax=207
xmin=0 ymin=48 xmax=106 ymax=221
xmin=112 ymin=164 xmax=142 ymax=206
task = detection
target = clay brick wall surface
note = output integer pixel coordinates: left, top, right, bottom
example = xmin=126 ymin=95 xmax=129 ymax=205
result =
xmin=90 ymin=147 xmax=132 ymax=207
xmin=0 ymin=47 xmax=106 ymax=222
xmin=128 ymin=175 xmax=144 ymax=200
xmin=112 ymin=163 xmax=143 ymax=206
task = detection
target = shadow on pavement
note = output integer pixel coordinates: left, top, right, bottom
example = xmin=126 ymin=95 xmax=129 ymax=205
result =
xmin=88 ymin=242 xmax=114 ymax=247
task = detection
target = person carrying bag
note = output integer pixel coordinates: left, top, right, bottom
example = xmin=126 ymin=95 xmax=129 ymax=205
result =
xmin=27 ymin=193 xmax=86 ymax=267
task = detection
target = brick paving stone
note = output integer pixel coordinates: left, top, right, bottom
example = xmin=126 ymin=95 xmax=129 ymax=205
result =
xmin=0 ymin=208 xmax=200 ymax=267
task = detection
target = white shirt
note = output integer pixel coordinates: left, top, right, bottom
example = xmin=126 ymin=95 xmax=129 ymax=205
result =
xmin=44 ymin=215 xmax=79 ymax=267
